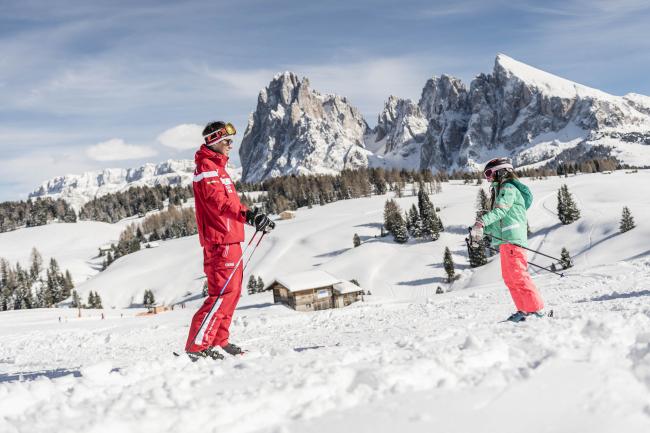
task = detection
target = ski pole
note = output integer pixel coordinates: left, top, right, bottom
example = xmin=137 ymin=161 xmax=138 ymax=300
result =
xmin=190 ymin=230 xmax=262 ymax=346
xmin=484 ymin=232 xmax=564 ymax=263
xmin=242 ymin=231 xmax=266 ymax=273
xmin=483 ymin=244 xmax=565 ymax=277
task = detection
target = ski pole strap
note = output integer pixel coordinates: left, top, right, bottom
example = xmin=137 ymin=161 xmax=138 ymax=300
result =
xmin=486 ymin=233 xmax=564 ymax=262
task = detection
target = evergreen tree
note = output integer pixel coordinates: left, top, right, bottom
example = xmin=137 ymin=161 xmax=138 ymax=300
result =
xmin=443 ymin=247 xmax=455 ymax=283
xmin=45 ymin=258 xmax=62 ymax=306
xmin=466 ymin=238 xmax=488 ymax=268
xmin=383 ymin=199 xmax=400 ymax=235
xmin=87 ymin=291 xmax=96 ymax=308
xmin=418 ymin=189 xmax=441 ymax=240
xmin=436 ymin=286 xmax=444 ymax=294
xmin=94 ymin=291 xmax=103 ymax=309
xmin=256 ymin=276 xmax=265 ymax=292
xmin=247 ymin=275 xmax=257 ymax=295
xmin=29 ymin=247 xmax=43 ymax=282
xmin=406 ymin=204 xmax=422 ymax=238
xmin=560 ymin=248 xmax=573 ymax=270
xmin=557 ymin=184 xmax=581 ymax=224
xmin=143 ymin=289 xmax=155 ymax=307
xmin=475 ymin=189 xmax=490 ymax=219
xmin=392 ymin=212 xmax=409 ymax=244
xmin=71 ymin=290 xmax=81 ymax=308
xmin=353 ymin=233 xmax=361 ymax=248
xmin=61 ymin=270 xmax=74 ymax=299
xmin=619 ymin=206 xmax=635 ymax=233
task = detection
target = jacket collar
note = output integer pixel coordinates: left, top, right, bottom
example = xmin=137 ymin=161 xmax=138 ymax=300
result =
xmin=195 ymin=144 xmax=229 ymax=167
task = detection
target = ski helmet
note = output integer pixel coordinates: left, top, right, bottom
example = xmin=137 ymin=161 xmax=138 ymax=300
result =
xmin=202 ymin=121 xmax=236 ymax=146
xmin=483 ymin=157 xmax=513 ymax=180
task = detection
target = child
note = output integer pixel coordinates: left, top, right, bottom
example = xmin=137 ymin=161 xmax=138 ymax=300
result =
xmin=471 ymin=158 xmax=545 ymax=322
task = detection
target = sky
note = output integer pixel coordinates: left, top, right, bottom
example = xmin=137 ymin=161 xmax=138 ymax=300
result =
xmin=1 ymin=0 xmax=649 ymax=201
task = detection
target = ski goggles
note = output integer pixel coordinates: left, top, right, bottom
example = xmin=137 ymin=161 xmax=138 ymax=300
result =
xmin=483 ymin=163 xmax=513 ymax=179
xmin=204 ymin=123 xmax=236 ymax=145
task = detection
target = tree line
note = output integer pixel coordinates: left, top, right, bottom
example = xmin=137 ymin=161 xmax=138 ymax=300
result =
xmin=0 ymin=248 xmax=74 ymax=311
xmin=100 ymin=204 xmax=198 ymax=270
xmin=0 ymin=198 xmax=76 ymax=233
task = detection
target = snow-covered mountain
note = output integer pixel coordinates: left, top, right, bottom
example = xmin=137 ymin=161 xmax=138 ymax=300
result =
xmin=28 ymin=159 xmax=242 ymax=209
xmin=240 ymin=54 xmax=650 ymax=181
xmin=239 ymin=72 xmax=372 ymax=183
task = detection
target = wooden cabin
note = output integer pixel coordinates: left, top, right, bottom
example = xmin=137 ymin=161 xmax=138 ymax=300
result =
xmin=268 ymin=270 xmax=364 ymax=312
xmin=279 ymin=210 xmax=296 ymax=220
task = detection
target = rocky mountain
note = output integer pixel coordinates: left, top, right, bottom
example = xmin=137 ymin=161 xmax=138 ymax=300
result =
xmin=240 ymin=55 xmax=650 ymax=181
xmin=377 ymin=54 xmax=650 ymax=171
xmin=29 ymin=160 xmax=243 ymax=210
xmin=239 ymin=72 xmax=371 ymax=183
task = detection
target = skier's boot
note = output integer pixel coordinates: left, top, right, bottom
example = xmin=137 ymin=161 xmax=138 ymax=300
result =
xmin=221 ymin=343 xmax=245 ymax=356
xmin=186 ymin=347 xmax=225 ymax=362
xmin=505 ymin=311 xmax=528 ymax=323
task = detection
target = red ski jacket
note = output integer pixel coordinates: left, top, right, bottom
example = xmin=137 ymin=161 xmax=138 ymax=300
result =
xmin=193 ymin=145 xmax=247 ymax=246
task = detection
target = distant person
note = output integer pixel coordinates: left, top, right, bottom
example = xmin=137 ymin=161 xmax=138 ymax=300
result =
xmin=471 ymin=158 xmax=545 ymax=322
xmin=185 ymin=121 xmax=275 ymax=360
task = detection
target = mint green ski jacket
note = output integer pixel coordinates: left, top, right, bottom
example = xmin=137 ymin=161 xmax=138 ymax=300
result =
xmin=481 ymin=179 xmax=533 ymax=248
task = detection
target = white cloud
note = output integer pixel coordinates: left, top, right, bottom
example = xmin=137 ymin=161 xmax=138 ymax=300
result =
xmin=157 ymin=124 xmax=204 ymax=150
xmin=86 ymin=138 xmax=157 ymax=161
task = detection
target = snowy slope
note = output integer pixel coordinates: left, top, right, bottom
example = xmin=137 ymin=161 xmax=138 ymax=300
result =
xmin=66 ymin=170 xmax=649 ymax=308
xmin=1 ymin=258 xmax=649 ymax=432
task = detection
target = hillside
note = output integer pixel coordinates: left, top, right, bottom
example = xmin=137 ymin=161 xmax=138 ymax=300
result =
xmin=1 ymin=170 xmax=650 ymax=432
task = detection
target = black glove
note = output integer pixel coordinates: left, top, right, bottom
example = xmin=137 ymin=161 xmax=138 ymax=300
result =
xmin=245 ymin=208 xmax=275 ymax=233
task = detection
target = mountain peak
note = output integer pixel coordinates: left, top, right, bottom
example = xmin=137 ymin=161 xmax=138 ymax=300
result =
xmin=494 ymin=53 xmax=613 ymax=100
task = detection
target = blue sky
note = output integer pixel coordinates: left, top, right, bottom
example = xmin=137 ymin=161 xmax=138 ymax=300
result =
xmin=1 ymin=0 xmax=649 ymax=201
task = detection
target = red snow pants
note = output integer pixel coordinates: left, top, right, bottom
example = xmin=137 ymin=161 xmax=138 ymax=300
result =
xmin=185 ymin=243 xmax=243 ymax=352
xmin=500 ymin=244 xmax=544 ymax=313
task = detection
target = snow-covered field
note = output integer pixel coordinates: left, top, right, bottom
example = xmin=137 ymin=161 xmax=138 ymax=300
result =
xmin=1 ymin=170 xmax=650 ymax=432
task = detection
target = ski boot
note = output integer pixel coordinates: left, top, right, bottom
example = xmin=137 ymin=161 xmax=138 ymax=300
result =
xmin=186 ymin=346 xmax=225 ymax=362
xmin=505 ymin=311 xmax=529 ymax=323
xmin=221 ymin=343 xmax=245 ymax=356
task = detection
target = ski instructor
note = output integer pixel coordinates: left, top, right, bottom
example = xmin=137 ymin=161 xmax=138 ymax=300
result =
xmin=185 ymin=121 xmax=274 ymax=360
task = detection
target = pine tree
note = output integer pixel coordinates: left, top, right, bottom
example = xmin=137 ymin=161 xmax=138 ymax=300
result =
xmin=247 ymin=275 xmax=257 ymax=295
xmin=475 ymin=189 xmax=489 ymax=219
xmin=94 ymin=291 xmax=103 ymax=309
xmin=443 ymin=247 xmax=455 ymax=283
xmin=406 ymin=204 xmax=422 ymax=238
xmin=61 ymin=270 xmax=74 ymax=299
xmin=392 ymin=212 xmax=409 ymax=244
xmin=87 ymin=291 xmax=96 ymax=308
xmin=383 ymin=199 xmax=400 ymax=235
xmin=418 ymin=189 xmax=441 ymax=241
xmin=557 ymin=184 xmax=580 ymax=224
xmin=466 ymin=238 xmax=488 ymax=268
xmin=353 ymin=233 xmax=361 ymax=248
xmin=71 ymin=290 xmax=81 ymax=308
xmin=143 ymin=289 xmax=155 ymax=307
xmin=256 ymin=276 xmax=265 ymax=292
xmin=560 ymin=248 xmax=573 ymax=270
xmin=29 ymin=247 xmax=43 ymax=282
xmin=619 ymin=206 xmax=635 ymax=233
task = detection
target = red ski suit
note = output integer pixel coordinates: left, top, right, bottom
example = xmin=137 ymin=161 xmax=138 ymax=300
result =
xmin=185 ymin=145 xmax=248 ymax=353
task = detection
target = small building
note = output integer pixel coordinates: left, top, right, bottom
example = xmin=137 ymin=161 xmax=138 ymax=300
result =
xmin=268 ymin=270 xmax=364 ymax=312
xmin=279 ymin=210 xmax=296 ymax=220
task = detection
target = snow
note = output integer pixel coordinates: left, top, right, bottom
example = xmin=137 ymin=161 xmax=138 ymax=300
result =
xmin=496 ymin=54 xmax=617 ymax=101
xmin=275 ymin=270 xmax=341 ymax=293
xmin=2 ymin=170 xmax=650 ymax=432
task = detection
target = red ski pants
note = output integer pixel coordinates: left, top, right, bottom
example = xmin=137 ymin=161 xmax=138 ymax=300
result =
xmin=185 ymin=243 xmax=243 ymax=352
xmin=500 ymin=244 xmax=544 ymax=313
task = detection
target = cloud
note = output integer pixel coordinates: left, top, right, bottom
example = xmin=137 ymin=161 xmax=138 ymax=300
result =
xmin=86 ymin=138 xmax=157 ymax=161
xmin=157 ymin=124 xmax=204 ymax=150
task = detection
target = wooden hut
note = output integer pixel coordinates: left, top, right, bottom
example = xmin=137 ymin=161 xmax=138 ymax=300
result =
xmin=268 ymin=270 xmax=364 ymax=312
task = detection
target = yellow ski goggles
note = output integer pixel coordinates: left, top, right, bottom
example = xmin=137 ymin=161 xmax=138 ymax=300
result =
xmin=204 ymin=122 xmax=236 ymax=145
